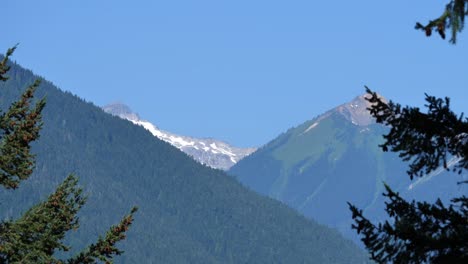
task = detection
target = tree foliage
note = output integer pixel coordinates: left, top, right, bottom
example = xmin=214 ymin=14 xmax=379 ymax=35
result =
xmin=365 ymin=87 xmax=468 ymax=179
xmin=0 ymin=45 xmax=45 ymax=189
xmin=348 ymin=91 xmax=468 ymax=263
xmin=0 ymin=47 xmax=137 ymax=263
xmin=415 ymin=0 xmax=468 ymax=43
xmin=349 ymin=3 xmax=468 ymax=263
xmin=350 ymin=184 xmax=467 ymax=263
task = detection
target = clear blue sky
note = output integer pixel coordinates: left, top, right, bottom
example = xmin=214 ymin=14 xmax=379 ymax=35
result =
xmin=3 ymin=1 xmax=467 ymax=147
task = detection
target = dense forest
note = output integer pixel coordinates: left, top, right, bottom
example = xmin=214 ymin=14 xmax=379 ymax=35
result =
xmin=0 ymin=59 xmax=369 ymax=263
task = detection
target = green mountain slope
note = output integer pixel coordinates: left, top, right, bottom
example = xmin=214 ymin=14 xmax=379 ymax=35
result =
xmin=229 ymin=95 xmax=467 ymax=242
xmin=0 ymin=61 xmax=369 ymax=263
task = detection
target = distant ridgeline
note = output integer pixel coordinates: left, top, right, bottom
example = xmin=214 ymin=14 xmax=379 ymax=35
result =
xmin=229 ymin=95 xmax=468 ymax=244
xmin=102 ymin=102 xmax=256 ymax=171
xmin=0 ymin=60 xmax=369 ymax=263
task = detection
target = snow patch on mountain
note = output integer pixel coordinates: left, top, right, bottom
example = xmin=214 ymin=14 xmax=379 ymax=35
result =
xmin=303 ymin=122 xmax=319 ymax=134
xmin=408 ymin=156 xmax=464 ymax=190
xmin=102 ymin=103 xmax=256 ymax=170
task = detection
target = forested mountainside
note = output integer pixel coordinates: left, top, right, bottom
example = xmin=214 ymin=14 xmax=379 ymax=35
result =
xmin=0 ymin=60 xmax=370 ymax=263
xmin=230 ymin=95 xmax=467 ymax=243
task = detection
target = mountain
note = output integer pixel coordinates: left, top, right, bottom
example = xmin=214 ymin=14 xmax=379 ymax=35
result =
xmin=103 ymin=103 xmax=255 ymax=170
xmin=0 ymin=60 xmax=370 ymax=263
xmin=229 ymin=95 xmax=467 ymax=243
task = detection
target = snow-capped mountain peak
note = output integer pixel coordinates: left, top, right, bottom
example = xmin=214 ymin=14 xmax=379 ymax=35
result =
xmin=103 ymin=103 xmax=256 ymax=170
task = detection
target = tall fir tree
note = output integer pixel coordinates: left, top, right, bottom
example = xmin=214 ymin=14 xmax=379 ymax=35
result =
xmin=0 ymin=47 xmax=137 ymax=263
xmin=349 ymin=2 xmax=468 ymax=263
xmin=349 ymin=88 xmax=467 ymax=263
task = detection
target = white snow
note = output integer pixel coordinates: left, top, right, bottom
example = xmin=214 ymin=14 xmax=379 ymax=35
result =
xmin=303 ymin=122 xmax=319 ymax=134
xmin=108 ymin=108 xmax=256 ymax=170
xmin=360 ymin=128 xmax=370 ymax=133
xmin=210 ymin=142 xmax=237 ymax=157
xmin=168 ymin=135 xmax=195 ymax=147
xmin=407 ymin=156 xmax=463 ymax=190
xmin=133 ymin=120 xmax=164 ymax=138
xmin=131 ymin=120 xmax=199 ymax=149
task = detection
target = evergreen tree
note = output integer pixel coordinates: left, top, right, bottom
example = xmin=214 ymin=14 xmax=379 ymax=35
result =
xmin=349 ymin=2 xmax=468 ymax=262
xmin=0 ymin=47 xmax=137 ymax=263
xmin=349 ymin=88 xmax=467 ymax=263
xmin=0 ymin=45 xmax=44 ymax=189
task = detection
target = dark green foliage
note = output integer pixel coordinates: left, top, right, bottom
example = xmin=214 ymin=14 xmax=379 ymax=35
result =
xmin=0 ymin=45 xmax=17 ymax=81
xmin=0 ymin=59 xmax=369 ymax=263
xmin=365 ymin=87 xmax=468 ymax=179
xmin=68 ymin=207 xmax=138 ymax=264
xmin=349 ymin=185 xmax=467 ymax=263
xmin=0 ymin=173 xmax=137 ymax=263
xmin=0 ymin=175 xmax=85 ymax=263
xmin=0 ymin=79 xmax=45 ymax=189
xmin=349 ymin=89 xmax=468 ymax=263
xmin=0 ymin=49 xmax=136 ymax=263
xmin=415 ymin=0 xmax=468 ymax=43
xmin=0 ymin=47 xmax=45 ymax=189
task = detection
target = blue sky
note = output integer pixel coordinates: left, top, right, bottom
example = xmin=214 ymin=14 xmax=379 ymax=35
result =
xmin=3 ymin=1 xmax=467 ymax=147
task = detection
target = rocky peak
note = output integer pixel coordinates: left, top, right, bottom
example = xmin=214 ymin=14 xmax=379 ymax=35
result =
xmin=103 ymin=102 xmax=140 ymax=121
xmin=335 ymin=93 xmax=386 ymax=126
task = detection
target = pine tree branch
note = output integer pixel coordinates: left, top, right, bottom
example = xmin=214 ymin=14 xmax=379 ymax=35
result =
xmin=0 ymin=175 xmax=86 ymax=263
xmin=349 ymin=185 xmax=468 ymax=263
xmin=0 ymin=79 xmax=46 ymax=188
xmin=0 ymin=46 xmax=46 ymax=189
xmin=415 ymin=0 xmax=468 ymax=43
xmin=67 ymin=207 xmax=138 ymax=264
xmin=365 ymin=87 xmax=468 ymax=179
xmin=0 ymin=44 xmax=18 ymax=81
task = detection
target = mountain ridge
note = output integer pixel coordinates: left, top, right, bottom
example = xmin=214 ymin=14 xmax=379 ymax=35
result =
xmin=229 ymin=93 xmax=466 ymax=244
xmin=0 ymin=59 xmax=370 ymax=263
xmin=103 ymin=102 xmax=256 ymax=170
